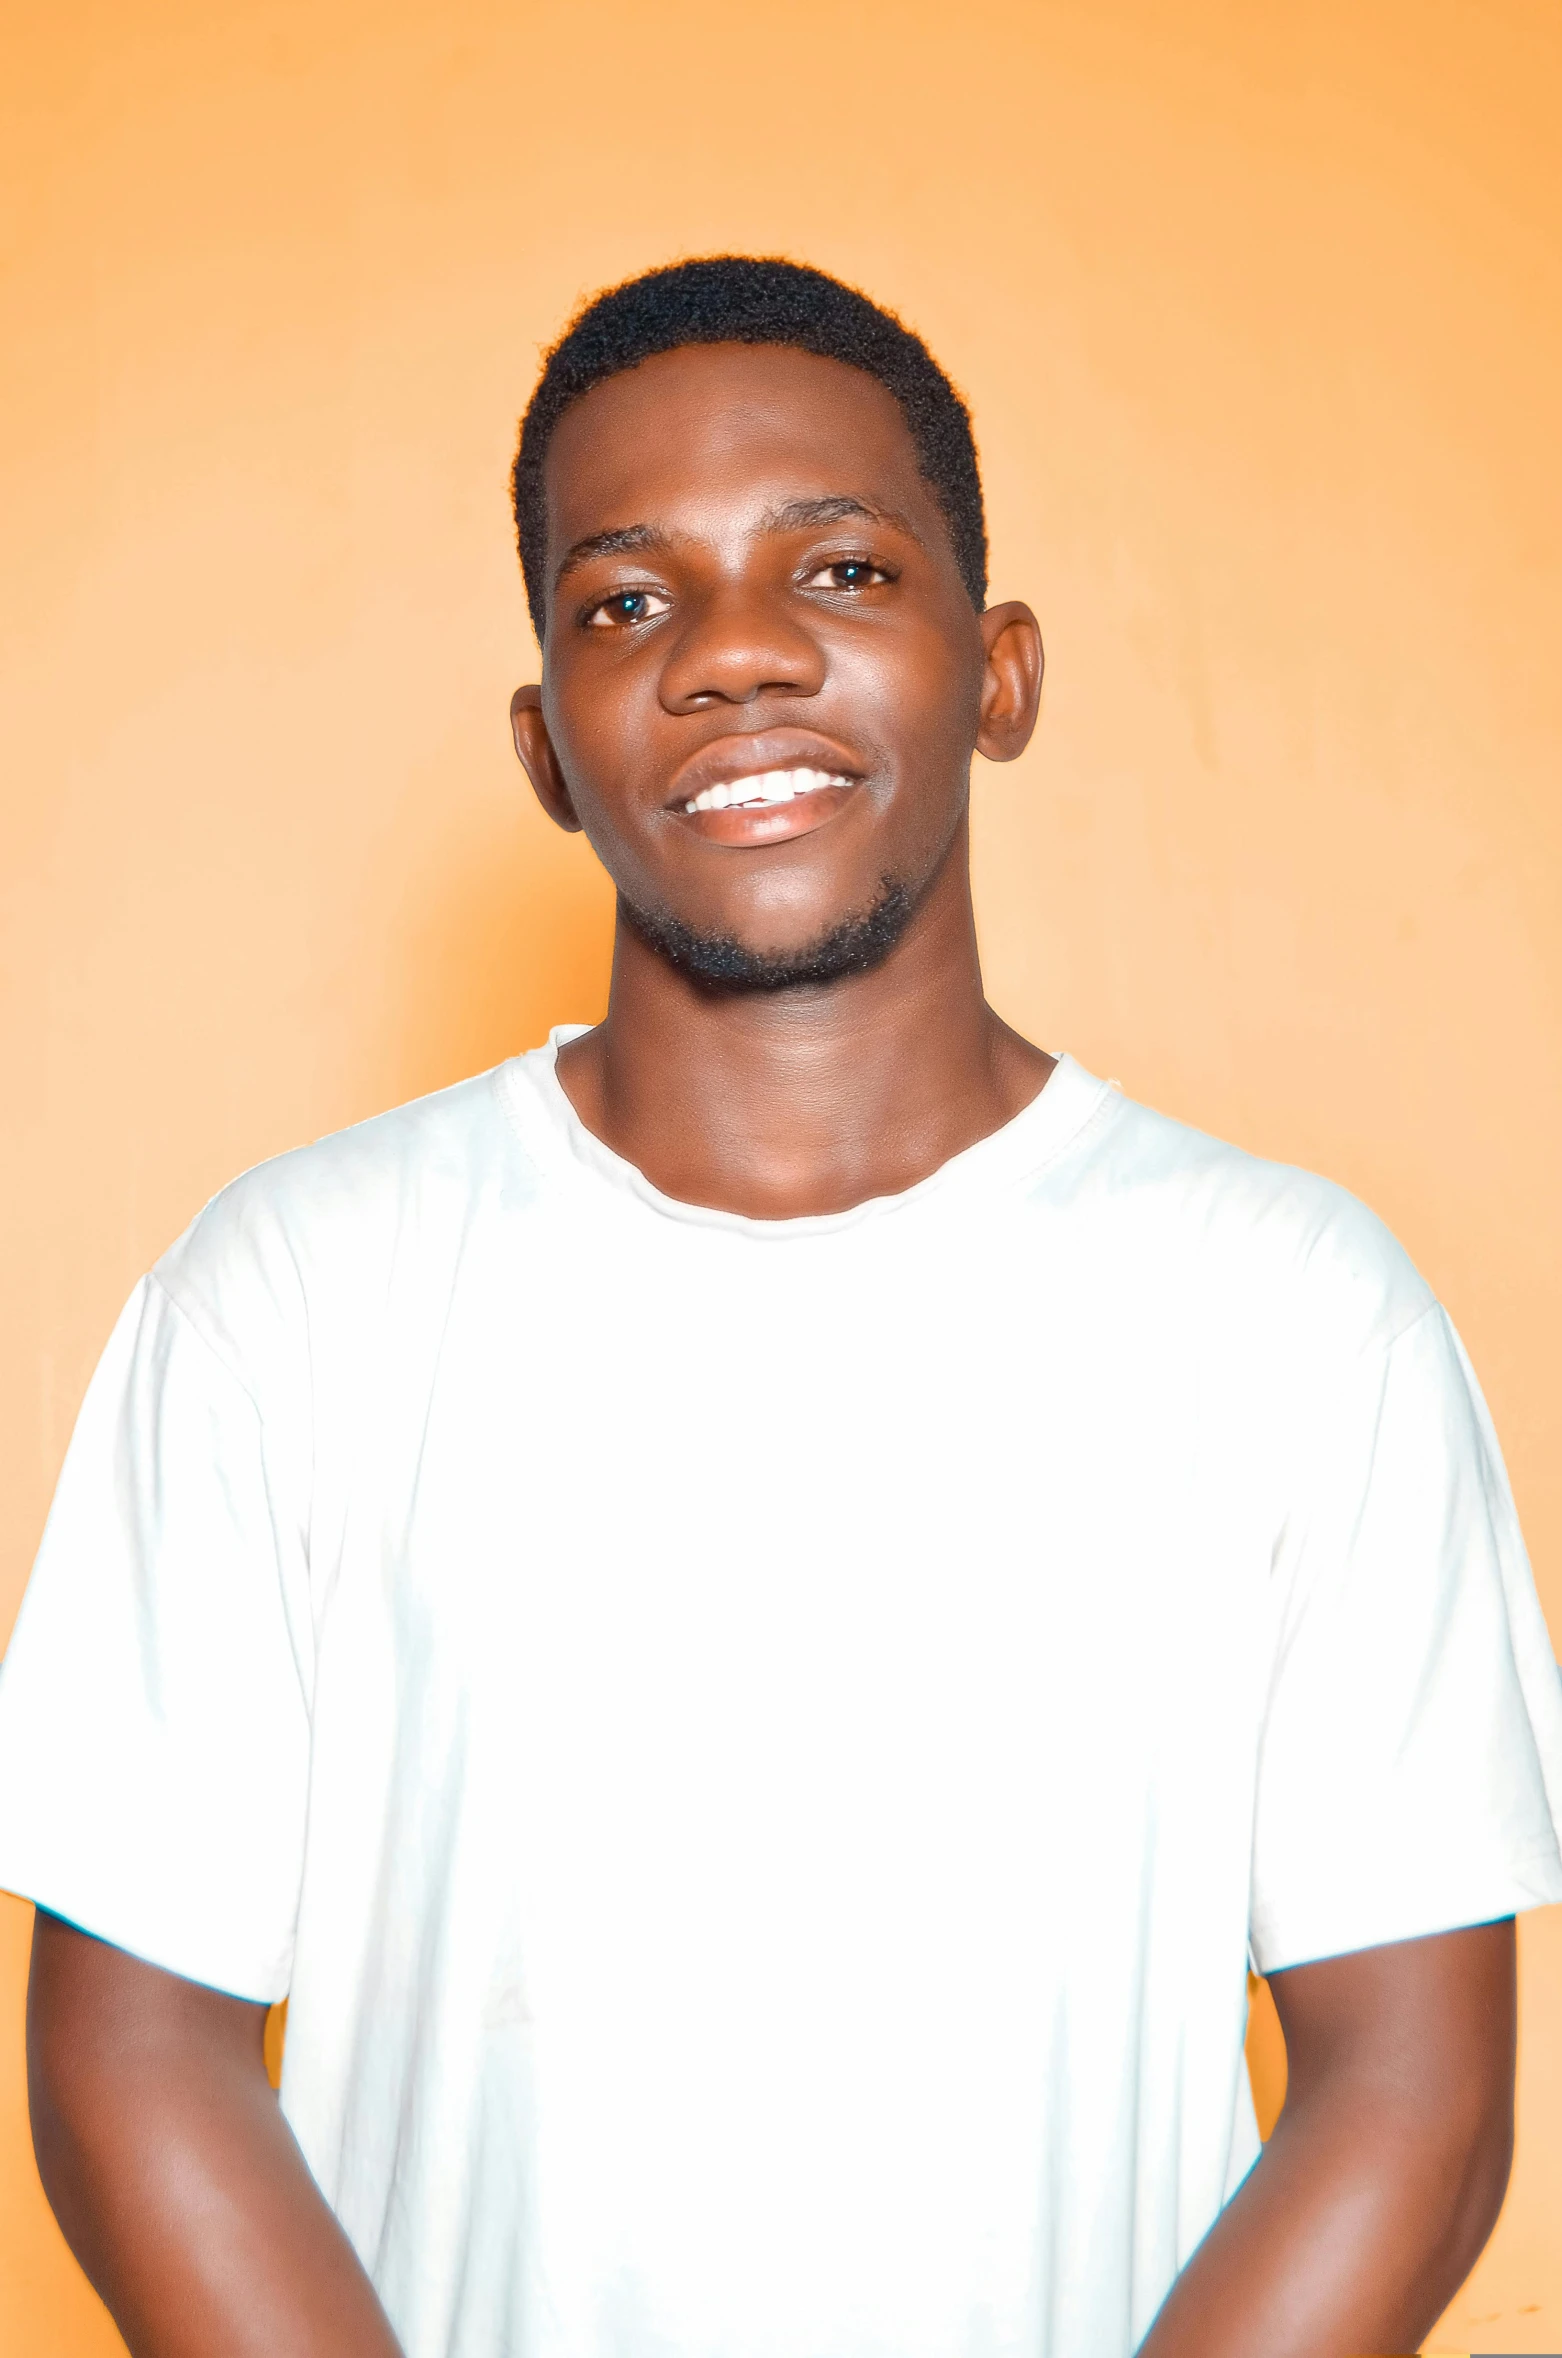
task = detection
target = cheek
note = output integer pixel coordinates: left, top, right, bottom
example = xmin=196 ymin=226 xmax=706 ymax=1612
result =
xmin=837 ymin=621 xmax=980 ymax=779
xmin=543 ymin=658 xmax=659 ymax=815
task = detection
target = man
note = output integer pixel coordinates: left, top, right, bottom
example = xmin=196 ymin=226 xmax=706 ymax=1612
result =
xmin=3 ymin=257 xmax=1560 ymax=2358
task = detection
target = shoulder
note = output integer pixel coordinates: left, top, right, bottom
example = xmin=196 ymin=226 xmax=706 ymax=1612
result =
xmin=151 ymin=1060 xmax=540 ymax=1385
xmin=1071 ymin=1080 xmax=1435 ymax=1363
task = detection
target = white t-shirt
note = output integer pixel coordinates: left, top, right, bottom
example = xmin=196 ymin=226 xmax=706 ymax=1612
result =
xmin=2 ymin=1037 xmax=1560 ymax=2358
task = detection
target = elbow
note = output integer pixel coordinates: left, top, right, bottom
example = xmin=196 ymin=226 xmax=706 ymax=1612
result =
xmin=1442 ymin=2079 xmax=1514 ymax=2284
xmin=29 ymin=2087 xmax=86 ymax=2250
xmin=26 ymin=2041 xmax=87 ymax=2263
xmin=1362 ymin=2055 xmax=1517 ymax=2316
xmin=25 ymin=1939 xmax=107 ymax=2245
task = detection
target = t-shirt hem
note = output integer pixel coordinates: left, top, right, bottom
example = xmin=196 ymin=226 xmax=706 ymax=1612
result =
xmin=1251 ymin=1846 xmax=1562 ymax=1976
xmin=0 ymin=1855 xmax=291 ymax=2006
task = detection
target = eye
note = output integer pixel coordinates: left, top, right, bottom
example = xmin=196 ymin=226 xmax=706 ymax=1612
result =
xmin=801 ymin=556 xmax=894 ymax=593
xmin=582 ymin=587 xmax=671 ymax=629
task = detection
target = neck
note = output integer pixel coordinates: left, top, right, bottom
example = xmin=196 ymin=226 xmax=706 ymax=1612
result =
xmin=554 ymin=824 xmax=1054 ymax=1218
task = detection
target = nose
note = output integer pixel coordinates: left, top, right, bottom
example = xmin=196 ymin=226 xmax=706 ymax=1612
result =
xmin=658 ymin=580 xmax=827 ymax=712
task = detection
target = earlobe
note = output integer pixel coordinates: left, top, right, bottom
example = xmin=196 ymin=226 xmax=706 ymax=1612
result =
xmin=975 ymin=602 xmax=1045 ymax=765
xmin=510 ymin=686 xmax=583 ymax=834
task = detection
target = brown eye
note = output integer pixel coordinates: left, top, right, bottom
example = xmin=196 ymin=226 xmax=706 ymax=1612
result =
xmin=802 ymin=558 xmax=891 ymax=592
xmin=584 ymin=588 xmax=671 ymax=629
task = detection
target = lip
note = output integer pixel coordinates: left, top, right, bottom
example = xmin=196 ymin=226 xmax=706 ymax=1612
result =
xmin=664 ymin=728 xmax=866 ymax=812
xmin=675 ymin=786 xmax=858 ymax=848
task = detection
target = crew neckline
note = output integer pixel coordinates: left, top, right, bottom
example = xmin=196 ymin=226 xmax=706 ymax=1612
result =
xmin=497 ymin=1029 xmax=1115 ymax=1239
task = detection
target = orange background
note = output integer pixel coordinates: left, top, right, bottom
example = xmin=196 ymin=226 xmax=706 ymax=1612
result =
xmin=2 ymin=1 xmax=1559 ymax=2349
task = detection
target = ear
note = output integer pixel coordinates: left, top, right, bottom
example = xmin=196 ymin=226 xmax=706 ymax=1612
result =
xmin=974 ymin=602 xmax=1044 ymax=764
xmin=510 ymin=685 xmax=582 ymax=833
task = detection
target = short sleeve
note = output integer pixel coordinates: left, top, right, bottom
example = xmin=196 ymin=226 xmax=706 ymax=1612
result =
xmin=0 ymin=1275 xmax=311 ymax=2002
xmin=1251 ymin=1302 xmax=1562 ymax=1975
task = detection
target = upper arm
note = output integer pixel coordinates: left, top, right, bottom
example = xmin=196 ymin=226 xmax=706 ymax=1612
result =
xmin=27 ymin=1910 xmax=271 ymax=2170
xmin=1138 ymin=1920 xmax=1520 ymax=2355
xmin=1268 ymin=1917 xmax=1516 ymax=2233
xmin=26 ymin=1920 xmax=404 ymax=2358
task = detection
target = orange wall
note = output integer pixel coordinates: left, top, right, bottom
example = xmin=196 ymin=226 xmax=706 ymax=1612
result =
xmin=2 ymin=2 xmax=1559 ymax=2349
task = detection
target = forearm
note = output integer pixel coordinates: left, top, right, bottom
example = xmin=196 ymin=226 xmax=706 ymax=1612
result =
xmin=28 ymin=1912 xmax=402 ymax=2358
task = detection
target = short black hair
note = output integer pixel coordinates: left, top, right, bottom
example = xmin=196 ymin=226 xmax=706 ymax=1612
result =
xmin=512 ymin=256 xmax=988 ymax=636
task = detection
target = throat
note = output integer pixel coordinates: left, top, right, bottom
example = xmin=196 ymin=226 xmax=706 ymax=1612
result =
xmin=555 ymin=974 xmax=1053 ymax=1226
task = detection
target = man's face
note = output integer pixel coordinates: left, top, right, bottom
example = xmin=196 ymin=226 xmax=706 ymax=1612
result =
xmin=512 ymin=342 xmax=1037 ymax=979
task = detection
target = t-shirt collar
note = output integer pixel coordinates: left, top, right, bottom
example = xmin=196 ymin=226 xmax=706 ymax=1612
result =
xmin=498 ymin=1028 xmax=1115 ymax=1238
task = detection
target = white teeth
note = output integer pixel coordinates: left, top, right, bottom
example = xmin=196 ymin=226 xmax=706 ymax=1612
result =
xmin=682 ymin=767 xmax=851 ymax=816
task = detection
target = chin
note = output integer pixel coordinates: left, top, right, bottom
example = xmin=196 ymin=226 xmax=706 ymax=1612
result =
xmin=620 ymin=878 xmax=915 ymax=994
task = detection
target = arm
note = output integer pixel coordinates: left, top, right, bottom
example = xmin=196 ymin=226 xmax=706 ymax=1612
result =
xmin=27 ymin=1910 xmax=403 ymax=2358
xmin=1139 ymin=1918 xmax=1516 ymax=2358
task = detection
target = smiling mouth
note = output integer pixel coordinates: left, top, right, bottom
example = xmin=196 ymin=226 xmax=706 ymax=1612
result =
xmin=681 ymin=766 xmax=855 ymax=815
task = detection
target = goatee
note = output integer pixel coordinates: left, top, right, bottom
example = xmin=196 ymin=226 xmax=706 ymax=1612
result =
xmin=617 ymin=877 xmax=916 ymax=995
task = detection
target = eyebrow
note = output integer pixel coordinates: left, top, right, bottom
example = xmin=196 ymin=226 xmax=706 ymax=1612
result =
xmin=762 ymin=494 xmax=923 ymax=542
xmin=554 ymin=522 xmax=672 ymax=587
xmin=553 ymin=494 xmax=922 ymax=590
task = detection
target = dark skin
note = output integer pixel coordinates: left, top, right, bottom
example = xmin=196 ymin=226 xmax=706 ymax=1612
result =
xmin=29 ymin=341 xmax=1517 ymax=2354
xmin=28 ymin=1913 xmax=401 ymax=2358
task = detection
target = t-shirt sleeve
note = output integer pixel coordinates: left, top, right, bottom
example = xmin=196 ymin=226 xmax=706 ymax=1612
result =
xmin=1250 ymin=1301 xmax=1562 ymax=1976
xmin=0 ymin=1274 xmax=311 ymax=2002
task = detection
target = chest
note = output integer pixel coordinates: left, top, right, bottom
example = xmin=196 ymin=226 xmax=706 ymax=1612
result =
xmin=319 ymin=1226 xmax=1278 ymax=1901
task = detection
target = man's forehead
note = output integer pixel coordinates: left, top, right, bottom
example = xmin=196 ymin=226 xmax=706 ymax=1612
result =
xmin=542 ymin=343 xmax=930 ymax=536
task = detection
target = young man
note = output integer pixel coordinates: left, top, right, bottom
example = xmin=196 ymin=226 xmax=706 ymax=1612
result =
xmin=3 ymin=258 xmax=1560 ymax=2358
